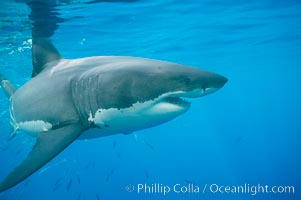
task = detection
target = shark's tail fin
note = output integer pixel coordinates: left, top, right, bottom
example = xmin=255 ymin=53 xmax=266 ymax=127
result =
xmin=0 ymin=74 xmax=16 ymax=99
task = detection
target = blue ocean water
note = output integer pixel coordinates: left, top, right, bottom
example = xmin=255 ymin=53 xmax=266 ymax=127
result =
xmin=0 ymin=0 xmax=301 ymax=199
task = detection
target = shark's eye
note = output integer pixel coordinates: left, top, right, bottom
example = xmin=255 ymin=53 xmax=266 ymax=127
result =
xmin=183 ymin=77 xmax=191 ymax=84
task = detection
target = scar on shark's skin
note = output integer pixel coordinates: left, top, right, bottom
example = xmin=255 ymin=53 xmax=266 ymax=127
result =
xmin=0 ymin=1 xmax=228 ymax=192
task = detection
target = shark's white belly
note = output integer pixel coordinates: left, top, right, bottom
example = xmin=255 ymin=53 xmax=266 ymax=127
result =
xmin=80 ymin=98 xmax=189 ymax=139
xmin=18 ymin=120 xmax=52 ymax=136
xmin=12 ymin=97 xmax=188 ymax=139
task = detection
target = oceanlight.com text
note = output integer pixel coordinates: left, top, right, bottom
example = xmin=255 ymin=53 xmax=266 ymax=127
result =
xmin=125 ymin=183 xmax=295 ymax=196
xmin=209 ymin=183 xmax=294 ymax=195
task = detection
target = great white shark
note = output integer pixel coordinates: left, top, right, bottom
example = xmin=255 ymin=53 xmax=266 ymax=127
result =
xmin=0 ymin=38 xmax=227 ymax=192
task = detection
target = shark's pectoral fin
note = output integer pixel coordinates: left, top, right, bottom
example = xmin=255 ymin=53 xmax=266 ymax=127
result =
xmin=0 ymin=123 xmax=86 ymax=192
xmin=0 ymin=73 xmax=16 ymax=98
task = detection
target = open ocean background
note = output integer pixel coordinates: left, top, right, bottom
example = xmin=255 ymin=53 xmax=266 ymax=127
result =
xmin=0 ymin=0 xmax=301 ymax=199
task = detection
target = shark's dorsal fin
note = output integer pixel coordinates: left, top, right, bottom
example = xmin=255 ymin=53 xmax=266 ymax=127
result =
xmin=0 ymin=123 xmax=86 ymax=192
xmin=31 ymin=37 xmax=62 ymax=77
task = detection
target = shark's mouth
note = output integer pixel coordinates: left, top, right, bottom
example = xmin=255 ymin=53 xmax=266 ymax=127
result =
xmin=159 ymin=89 xmax=204 ymax=108
xmin=160 ymin=87 xmax=219 ymax=108
xmin=163 ymin=97 xmax=191 ymax=107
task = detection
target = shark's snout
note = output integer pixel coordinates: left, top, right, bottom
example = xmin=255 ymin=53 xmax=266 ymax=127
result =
xmin=187 ymin=69 xmax=228 ymax=97
xmin=218 ymin=75 xmax=228 ymax=88
xmin=205 ymin=70 xmax=228 ymax=87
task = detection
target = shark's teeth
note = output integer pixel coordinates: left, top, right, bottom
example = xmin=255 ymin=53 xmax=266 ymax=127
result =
xmin=163 ymin=97 xmax=190 ymax=106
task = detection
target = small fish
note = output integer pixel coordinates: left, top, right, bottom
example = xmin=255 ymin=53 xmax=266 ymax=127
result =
xmin=24 ymin=180 xmax=30 ymax=187
xmin=0 ymin=146 xmax=8 ymax=152
xmin=113 ymin=140 xmax=117 ymax=149
xmin=66 ymin=179 xmax=72 ymax=191
xmin=54 ymin=158 xmax=67 ymax=167
xmin=184 ymin=178 xmax=194 ymax=184
xmin=91 ymin=162 xmax=95 ymax=168
xmin=55 ymin=176 xmax=65 ymax=186
xmin=143 ymin=140 xmax=155 ymax=150
xmin=144 ymin=169 xmax=149 ymax=179
xmin=138 ymin=136 xmax=155 ymax=150
xmin=105 ymin=169 xmax=115 ymax=182
xmin=38 ymin=166 xmax=50 ymax=175
xmin=85 ymin=161 xmax=95 ymax=169
xmin=53 ymin=176 xmax=65 ymax=191
xmin=7 ymin=134 xmax=17 ymax=141
xmin=84 ymin=161 xmax=92 ymax=169
xmin=96 ymin=194 xmax=101 ymax=200
xmin=234 ymin=136 xmax=244 ymax=143
xmin=77 ymin=192 xmax=82 ymax=200
xmin=53 ymin=183 xmax=63 ymax=192
xmin=15 ymin=147 xmax=23 ymax=155
xmin=133 ymin=133 xmax=138 ymax=141
xmin=0 ymin=110 xmax=7 ymax=118
xmin=76 ymin=174 xmax=81 ymax=184
xmin=116 ymin=152 xmax=122 ymax=158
